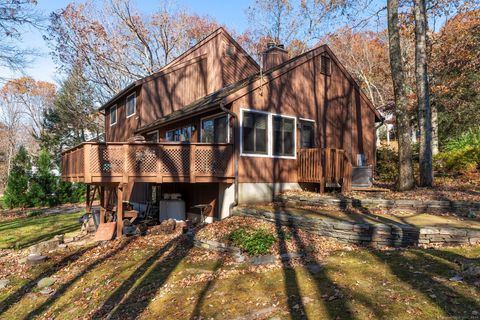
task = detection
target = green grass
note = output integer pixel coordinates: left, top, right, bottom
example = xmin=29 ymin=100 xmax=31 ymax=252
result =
xmin=0 ymin=230 xmax=479 ymax=319
xmin=0 ymin=210 xmax=83 ymax=249
xmin=1 ymin=211 xmax=480 ymax=319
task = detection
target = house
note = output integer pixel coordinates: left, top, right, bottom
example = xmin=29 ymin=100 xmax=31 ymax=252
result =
xmin=61 ymin=28 xmax=381 ymax=236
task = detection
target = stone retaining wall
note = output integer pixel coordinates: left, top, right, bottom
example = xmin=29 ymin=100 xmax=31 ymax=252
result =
xmin=275 ymin=194 xmax=480 ymax=215
xmin=233 ymin=207 xmax=480 ymax=247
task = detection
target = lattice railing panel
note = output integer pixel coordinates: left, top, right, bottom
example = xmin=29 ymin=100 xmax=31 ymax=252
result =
xmin=127 ymin=145 xmax=159 ymax=175
xmin=90 ymin=145 xmax=124 ymax=174
xmin=194 ymin=147 xmax=230 ymax=175
xmin=160 ymin=146 xmax=191 ymax=175
xmin=61 ymin=143 xmax=233 ymax=181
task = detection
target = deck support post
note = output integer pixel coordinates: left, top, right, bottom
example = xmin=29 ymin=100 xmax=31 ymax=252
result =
xmin=99 ymin=186 xmax=105 ymax=224
xmin=85 ymin=184 xmax=91 ymax=214
xmin=116 ymin=184 xmax=124 ymax=238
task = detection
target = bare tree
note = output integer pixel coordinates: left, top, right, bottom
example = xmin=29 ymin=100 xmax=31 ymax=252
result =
xmin=413 ymin=0 xmax=433 ymax=186
xmin=387 ymin=0 xmax=415 ymax=190
xmin=46 ymin=0 xmax=220 ymax=102
xmin=0 ymin=0 xmax=42 ymax=79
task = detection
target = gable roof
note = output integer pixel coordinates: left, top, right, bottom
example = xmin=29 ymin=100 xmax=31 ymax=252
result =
xmin=98 ymin=27 xmax=258 ymax=112
xmin=135 ymin=44 xmax=381 ymax=133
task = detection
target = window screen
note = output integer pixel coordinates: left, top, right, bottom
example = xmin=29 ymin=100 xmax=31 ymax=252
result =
xmin=110 ymin=106 xmax=117 ymax=126
xmin=201 ymin=115 xmax=229 ymax=143
xmin=300 ymin=121 xmax=315 ymax=148
xmin=273 ymin=116 xmax=295 ymax=156
xmin=242 ymin=111 xmax=268 ymax=154
xmin=126 ymin=94 xmax=136 ymax=117
xmin=165 ymin=126 xmax=194 ymax=142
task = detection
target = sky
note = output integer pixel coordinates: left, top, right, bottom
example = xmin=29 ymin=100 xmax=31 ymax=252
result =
xmin=4 ymin=0 xmax=254 ymax=84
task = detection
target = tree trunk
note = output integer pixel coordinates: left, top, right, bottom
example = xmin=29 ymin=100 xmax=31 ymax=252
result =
xmin=387 ymin=0 xmax=415 ymax=191
xmin=414 ymin=0 xmax=433 ymax=186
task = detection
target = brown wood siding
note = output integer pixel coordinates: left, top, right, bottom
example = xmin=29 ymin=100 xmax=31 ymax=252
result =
xmin=140 ymin=57 xmax=209 ymax=126
xmin=230 ymin=50 xmax=375 ymax=183
xmin=105 ymin=30 xmax=258 ymax=143
xmin=105 ymin=88 xmax=141 ymax=142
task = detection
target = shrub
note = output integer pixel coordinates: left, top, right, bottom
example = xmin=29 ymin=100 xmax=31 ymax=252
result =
xmin=435 ymin=128 xmax=480 ymax=174
xmin=228 ymin=228 xmax=276 ymax=256
xmin=375 ymin=147 xmax=398 ymax=182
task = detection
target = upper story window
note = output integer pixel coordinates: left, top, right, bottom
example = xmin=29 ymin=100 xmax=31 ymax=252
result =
xmin=241 ymin=109 xmax=296 ymax=159
xmin=165 ymin=125 xmax=194 ymax=142
xmin=110 ymin=105 xmax=117 ymax=126
xmin=201 ymin=114 xmax=229 ymax=143
xmin=273 ymin=115 xmax=295 ymax=157
xmin=126 ymin=93 xmax=136 ymax=118
xmin=242 ymin=111 xmax=268 ymax=155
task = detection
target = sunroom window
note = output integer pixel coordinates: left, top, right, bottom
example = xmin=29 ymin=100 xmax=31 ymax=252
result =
xmin=201 ymin=114 xmax=229 ymax=143
xmin=273 ymin=116 xmax=295 ymax=156
xmin=242 ymin=111 xmax=268 ymax=154
xmin=165 ymin=126 xmax=194 ymax=142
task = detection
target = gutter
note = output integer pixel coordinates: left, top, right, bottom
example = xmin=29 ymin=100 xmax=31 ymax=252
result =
xmin=219 ymin=100 xmax=239 ymax=216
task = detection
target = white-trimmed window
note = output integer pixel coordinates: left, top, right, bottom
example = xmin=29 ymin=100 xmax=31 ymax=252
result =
xmin=126 ymin=93 xmax=136 ymax=118
xmin=201 ymin=113 xmax=230 ymax=143
xmin=144 ymin=130 xmax=159 ymax=142
xmin=273 ymin=115 xmax=295 ymax=156
xmin=110 ymin=105 xmax=117 ymax=126
xmin=242 ymin=111 xmax=268 ymax=155
xmin=240 ymin=109 xmax=296 ymax=159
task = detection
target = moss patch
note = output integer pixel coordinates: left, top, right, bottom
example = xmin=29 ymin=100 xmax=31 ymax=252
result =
xmin=0 ymin=210 xmax=84 ymax=249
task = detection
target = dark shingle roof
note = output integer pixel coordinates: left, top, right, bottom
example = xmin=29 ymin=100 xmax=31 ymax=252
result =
xmin=135 ymin=71 xmax=262 ymax=133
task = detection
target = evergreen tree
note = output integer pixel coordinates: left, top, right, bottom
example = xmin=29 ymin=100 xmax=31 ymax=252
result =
xmin=40 ymin=64 xmax=102 ymax=164
xmin=29 ymin=149 xmax=58 ymax=207
xmin=3 ymin=146 xmax=31 ymax=208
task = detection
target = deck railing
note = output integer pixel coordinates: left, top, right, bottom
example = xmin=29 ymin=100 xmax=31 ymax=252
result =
xmin=61 ymin=142 xmax=234 ymax=184
xmin=298 ymin=148 xmax=352 ymax=192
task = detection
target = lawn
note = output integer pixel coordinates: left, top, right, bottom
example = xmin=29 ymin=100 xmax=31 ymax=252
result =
xmin=0 ymin=210 xmax=84 ymax=249
xmin=0 ymin=223 xmax=479 ymax=319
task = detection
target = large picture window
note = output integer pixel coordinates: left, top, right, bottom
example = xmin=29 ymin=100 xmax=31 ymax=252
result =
xmin=126 ymin=93 xmax=136 ymax=117
xmin=110 ymin=105 xmax=117 ymax=126
xmin=273 ymin=116 xmax=295 ymax=156
xmin=201 ymin=114 xmax=229 ymax=143
xmin=241 ymin=109 xmax=296 ymax=158
xmin=165 ymin=126 xmax=194 ymax=142
xmin=242 ymin=111 xmax=268 ymax=154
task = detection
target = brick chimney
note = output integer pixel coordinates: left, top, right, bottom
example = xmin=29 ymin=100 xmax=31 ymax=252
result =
xmin=262 ymin=42 xmax=289 ymax=70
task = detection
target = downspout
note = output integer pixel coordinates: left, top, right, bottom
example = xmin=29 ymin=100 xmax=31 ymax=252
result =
xmin=220 ymin=100 xmax=239 ymax=216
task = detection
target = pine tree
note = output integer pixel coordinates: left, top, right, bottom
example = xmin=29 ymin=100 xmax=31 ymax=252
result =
xmin=3 ymin=146 xmax=31 ymax=208
xmin=29 ymin=149 xmax=58 ymax=207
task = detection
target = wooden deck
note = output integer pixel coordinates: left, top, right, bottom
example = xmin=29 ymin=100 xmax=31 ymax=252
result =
xmin=61 ymin=142 xmax=234 ymax=184
xmin=298 ymin=148 xmax=352 ymax=192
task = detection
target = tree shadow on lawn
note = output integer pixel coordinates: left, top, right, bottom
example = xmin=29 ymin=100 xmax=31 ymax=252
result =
xmin=273 ymin=204 xmax=355 ymax=320
xmin=91 ymin=234 xmax=193 ymax=320
xmin=24 ymin=238 xmax=134 ymax=319
xmin=340 ymin=200 xmax=480 ymax=317
xmin=0 ymin=247 xmax=91 ymax=315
